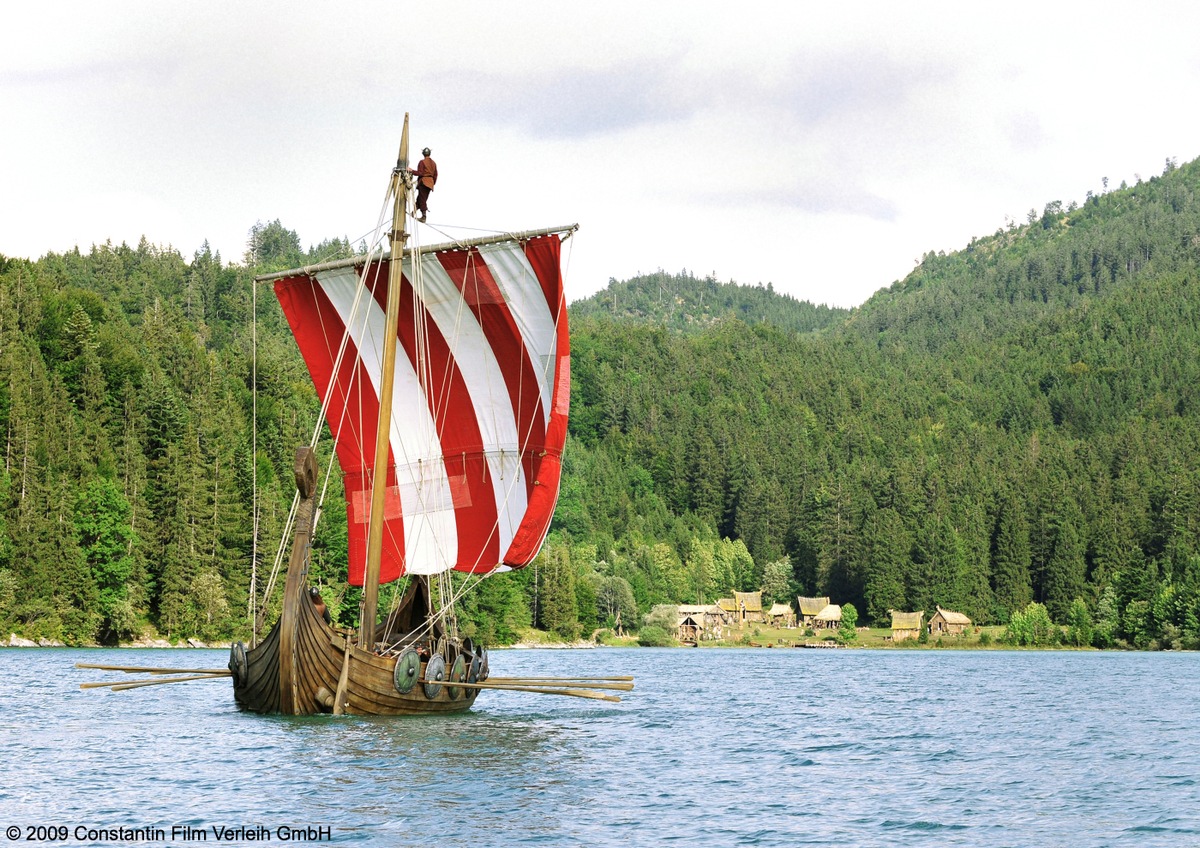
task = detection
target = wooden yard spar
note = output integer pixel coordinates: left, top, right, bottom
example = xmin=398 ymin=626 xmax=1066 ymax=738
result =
xmin=78 ymin=117 xmax=627 ymax=713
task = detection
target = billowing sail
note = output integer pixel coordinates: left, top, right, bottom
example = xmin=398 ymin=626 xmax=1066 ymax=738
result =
xmin=272 ymin=229 xmax=571 ymax=585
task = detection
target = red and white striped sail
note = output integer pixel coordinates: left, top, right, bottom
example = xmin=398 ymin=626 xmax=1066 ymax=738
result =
xmin=273 ymin=232 xmax=570 ymax=585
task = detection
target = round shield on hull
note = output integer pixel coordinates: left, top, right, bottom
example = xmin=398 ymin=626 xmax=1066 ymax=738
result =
xmin=228 ymin=642 xmax=247 ymax=687
xmin=423 ymin=654 xmax=446 ymax=699
xmin=447 ymin=655 xmax=467 ymax=700
xmin=393 ymin=648 xmax=421 ymax=694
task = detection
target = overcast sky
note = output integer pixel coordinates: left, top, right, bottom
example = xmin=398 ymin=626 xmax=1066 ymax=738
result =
xmin=4 ymin=2 xmax=1200 ymax=308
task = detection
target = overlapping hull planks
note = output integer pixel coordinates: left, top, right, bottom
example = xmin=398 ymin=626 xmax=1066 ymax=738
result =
xmin=232 ymin=591 xmax=478 ymax=716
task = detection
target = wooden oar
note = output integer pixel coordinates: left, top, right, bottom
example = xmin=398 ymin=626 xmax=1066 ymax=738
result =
xmin=75 ymin=663 xmax=230 ymax=675
xmin=487 ymin=681 xmax=638 ymax=686
xmin=480 ymin=678 xmax=634 ymax=691
xmin=81 ymin=676 xmax=230 ymax=690
xmin=422 ymin=679 xmax=621 ymax=703
xmin=81 ymin=673 xmax=230 ymax=691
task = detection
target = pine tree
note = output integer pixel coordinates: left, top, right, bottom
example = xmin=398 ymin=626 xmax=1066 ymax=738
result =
xmin=991 ymin=495 xmax=1033 ymax=616
xmin=74 ymin=478 xmax=137 ymax=643
xmin=862 ymin=507 xmax=910 ymax=625
xmin=1042 ymin=502 xmax=1087 ymax=621
xmin=539 ymin=543 xmax=580 ymax=640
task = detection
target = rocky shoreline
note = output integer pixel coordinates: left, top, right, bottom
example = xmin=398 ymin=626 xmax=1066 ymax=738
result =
xmin=5 ymin=633 xmax=232 ymax=649
xmin=4 ymin=632 xmax=612 ymax=651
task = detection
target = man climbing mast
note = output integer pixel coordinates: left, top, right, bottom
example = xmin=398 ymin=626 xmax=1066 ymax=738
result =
xmin=411 ymin=147 xmax=437 ymax=222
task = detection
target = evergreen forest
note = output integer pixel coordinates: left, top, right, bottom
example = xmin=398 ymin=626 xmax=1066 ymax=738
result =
xmin=3 ymin=158 xmax=1200 ymax=651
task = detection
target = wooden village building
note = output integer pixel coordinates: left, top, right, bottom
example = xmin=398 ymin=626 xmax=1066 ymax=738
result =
xmin=890 ymin=610 xmax=924 ymax=642
xmin=677 ymin=608 xmax=703 ymax=644
xmin=734 ymin=591 xmax=764 ymax=624
xmin=813 ymin=604 xmax=842 ymax=630
xmin=718 ymin=591 xmax=765 ymax=626
xmin=675 ymin=604 xmax=729 ymax=642
xmin=929 ymin=606 xmax=972 ymax=636
xmin=797 ymin=596 xmax=830 ymax=627
xmin=767 ymin=603 xmax=796 ymax=627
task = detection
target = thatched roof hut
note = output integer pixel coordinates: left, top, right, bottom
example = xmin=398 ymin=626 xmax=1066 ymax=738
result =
xmin=890 ymin=610 xmax=924 ymax=642
xmin=733 ymin=591 xmax=762 ymax=612
xmin=679 ymin=604 xmax=727 ymax=627
xmin=672 ymin=604 xmax=729 ymax=641
xmin=813 ymin=604 xmax=842 ymax=629
xmin=796 ymin=596 xmax=830 ymax=626
xmin=731 ymin=590 xmax=764 ymax=623
xmin=767 ymin=603 xmax=796 ymax=627
xmin=929 ymin=606 xmax=972 ymax=636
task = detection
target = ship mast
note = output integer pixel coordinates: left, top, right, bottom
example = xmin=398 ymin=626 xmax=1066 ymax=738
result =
xmin=359 ymin=114 xmax=411 ymax=649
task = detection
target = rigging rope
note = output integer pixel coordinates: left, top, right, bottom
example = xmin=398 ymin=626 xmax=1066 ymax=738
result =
xmin=252 ymin=168 xmax=574 ymax=643
xmin=249 ymin=269 xmax=258 ymax=643
xmin=254 ymin=177 xmax=395 ymax=621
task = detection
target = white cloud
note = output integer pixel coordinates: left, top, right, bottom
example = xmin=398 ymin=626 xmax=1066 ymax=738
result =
xmin=3 ymin=1 xmax=1200 ymax=308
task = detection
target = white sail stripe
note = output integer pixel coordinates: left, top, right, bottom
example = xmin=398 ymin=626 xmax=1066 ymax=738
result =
xmin=404 ymin=252 xmax=527 ymax=559
xmin=489 ymin=451 xmax=527 ymax=551
xmin=478 ymin=243 xmax=558 ymax=428
xmin=316 ymin=267 xmax=457 ymax=574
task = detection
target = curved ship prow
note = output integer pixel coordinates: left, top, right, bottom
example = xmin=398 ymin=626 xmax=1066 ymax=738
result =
xmin=229 ymin=448 xmax=488 ymax=715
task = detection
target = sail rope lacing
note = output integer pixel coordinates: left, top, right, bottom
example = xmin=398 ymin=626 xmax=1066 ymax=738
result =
xmin=369 ymin=193 xmax=472 ymax=649
xmin=373 ymin=232 xmax=505 ymax=648
xmin=359 ymin=178 xmax=457 ymax=637
xmin=378 ymin=230 xmax=576 ymax=651
xmin=392 ymin=199 xmax=466 ymax=640
xmin=253 ymin=179 xmax=396 ymax=627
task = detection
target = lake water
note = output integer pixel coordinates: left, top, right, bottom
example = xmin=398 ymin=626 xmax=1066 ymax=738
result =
xmin=1 ymin=647 xmax=1197 ymax=846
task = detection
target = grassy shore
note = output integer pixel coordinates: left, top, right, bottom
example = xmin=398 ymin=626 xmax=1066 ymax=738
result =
xmin=508 ymin=624 xmax=1032 ymax=649
xmin=699 ymin=624 xmax=1014 ymax=649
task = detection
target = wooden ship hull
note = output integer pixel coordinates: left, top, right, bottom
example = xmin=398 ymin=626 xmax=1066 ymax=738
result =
xmin=227 ymin=446 xmax=483 ymax=716
xmin=231 ymin=590 xmax=479 ymax=716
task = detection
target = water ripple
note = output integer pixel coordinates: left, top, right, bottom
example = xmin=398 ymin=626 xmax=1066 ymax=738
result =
xmin=2 ymin=648 xmax=1199 ymax=845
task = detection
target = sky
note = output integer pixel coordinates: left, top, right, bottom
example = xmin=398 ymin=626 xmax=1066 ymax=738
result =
xmin=3 ymin=2 xmax=1200 ymax=309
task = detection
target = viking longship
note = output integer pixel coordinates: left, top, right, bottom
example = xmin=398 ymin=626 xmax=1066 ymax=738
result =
xmin=231 ymin=117 xmax=586 ymax=715
xmin=79 ymin=117 xmax=631 ymax=711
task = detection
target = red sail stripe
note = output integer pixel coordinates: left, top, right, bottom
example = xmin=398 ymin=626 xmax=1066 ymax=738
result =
xmin=436 ymin=247 xmax=548 ymax=494
xmin=274 ymin=268 xmax=406 ymax=586
xmin=368 ymin=259 xmax=502 ymax=573
xmin=272 ymin=234 xmax=570 ymax=580
xmin=504 ymin=235 xmax=570 ymax=564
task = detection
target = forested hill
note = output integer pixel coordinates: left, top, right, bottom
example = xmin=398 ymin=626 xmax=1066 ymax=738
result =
xmin=0 ymin=222 xmax=352 ymax=647
xmin=2 ymin=161 xmax=1199 ymax=651
xmin=560 ymin=157 xmax=1200 ymax=649
xmin=571 ymin=270 xmax=847 ymax=334
xmin=850 ymin=157 xmax=1200 ymax=352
